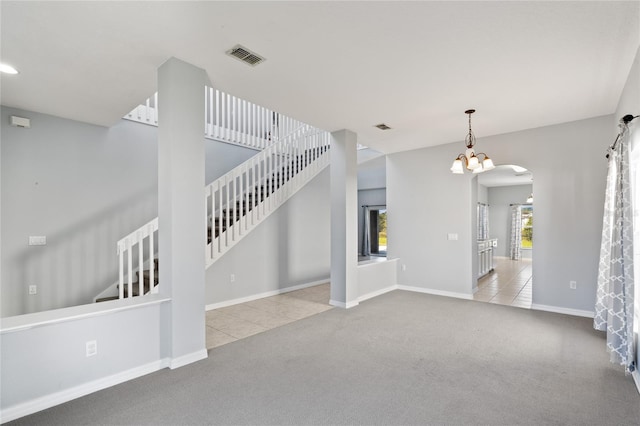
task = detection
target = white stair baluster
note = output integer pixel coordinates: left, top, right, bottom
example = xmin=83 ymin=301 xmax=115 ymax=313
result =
xmin=215 ymin=89 xmax=221 ymax=139
xmin=217 ymin=180 xmax=222 ymax=257
xmin=118 ymin=243 xmax=124 ymax=299
xmin=138 ymin=230 xmax=144 ymax=298
xmin=126 ymin=238 xmax=133 ymax=299
xmin=149 ymin=223 xmax=155 ymax=291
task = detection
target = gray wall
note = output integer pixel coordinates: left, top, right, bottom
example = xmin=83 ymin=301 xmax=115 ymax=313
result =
xmin=616 ymin=44 xmax=640 ymax=122
xmin=478 ymin=184 xmax=489 ymax=204
xmin=488 ymin=184 xmax=533 ymax=257
xmin=357 ymin=155 xmax=386 ymax=190
xmin=205 ymin=168 xmax=330 ymax=304
xmin=387 ymin=144 xmax=474 ymax=296
xmin=388 ymin=115 xmax=611 ymax=311
xmin=1 ymin=107 xmax=158 ymax=317
xmin=1 ymin=107 xmax=256 ymax=317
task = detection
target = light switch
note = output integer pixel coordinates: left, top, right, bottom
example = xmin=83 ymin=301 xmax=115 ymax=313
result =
xmin=447 ymin=233 xmax=458 ymax=241
xmin=28 ymin=236 xmax=46 ymax=246
xmin=10 ymin=116 xmax=31 ymax=128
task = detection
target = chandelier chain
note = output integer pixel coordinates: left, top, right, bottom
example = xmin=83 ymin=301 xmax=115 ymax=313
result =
xmin=465 ymin=109 xmax=476 ymax=148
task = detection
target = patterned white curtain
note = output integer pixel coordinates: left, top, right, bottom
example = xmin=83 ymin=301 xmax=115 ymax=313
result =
xmin=509 ymin=205 xmax=522 ymax=260
xmin=477 ymin=203 xmax=489 ymax=240
xmin=594 ymin=123 xmax=635 ymax=373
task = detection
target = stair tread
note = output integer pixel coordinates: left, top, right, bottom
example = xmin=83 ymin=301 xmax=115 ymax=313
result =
xmin=95 ymin=296 xmax=119 ymax=303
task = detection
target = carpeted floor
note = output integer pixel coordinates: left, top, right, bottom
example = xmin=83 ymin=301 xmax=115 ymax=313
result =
xmin=9 ymin=290 xmax=640 ymax=425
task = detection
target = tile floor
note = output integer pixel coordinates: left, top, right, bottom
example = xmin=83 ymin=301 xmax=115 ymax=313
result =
xmin=473 ymin=257 xmax=532 ymax=309
xmin=206 ymin=283 xmax=332 ymax=349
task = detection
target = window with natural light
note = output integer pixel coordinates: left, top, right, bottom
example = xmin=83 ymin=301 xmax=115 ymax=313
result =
xmin=521 ymin=205 xmax=533 ymax=249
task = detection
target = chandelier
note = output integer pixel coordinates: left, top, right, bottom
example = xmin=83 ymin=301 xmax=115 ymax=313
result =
xmin=450 ymin=109 xmax=495 ymax=174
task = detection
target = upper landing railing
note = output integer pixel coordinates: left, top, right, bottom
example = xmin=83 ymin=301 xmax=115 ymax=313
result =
xmin=125 ymin=87 xmax=310 ymax=151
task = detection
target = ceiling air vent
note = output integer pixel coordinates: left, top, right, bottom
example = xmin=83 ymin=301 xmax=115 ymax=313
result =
xmin=226 ymin=45 xmax=266 ymax=67
xmin=374 ymin=123 xmax=392 ymax=130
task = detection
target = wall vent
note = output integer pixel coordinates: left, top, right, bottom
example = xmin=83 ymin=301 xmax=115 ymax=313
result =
xmin=226 ymin=45 xmax=266 ymax=67
xmin=374 ymin=123 xmax=392 ymax=130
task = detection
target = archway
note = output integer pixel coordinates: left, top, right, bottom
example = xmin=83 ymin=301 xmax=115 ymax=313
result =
xmin=474 ymin=164 xmax=533 ymax=309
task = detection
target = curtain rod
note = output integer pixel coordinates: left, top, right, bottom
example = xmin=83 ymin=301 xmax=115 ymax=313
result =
xmin=607 ymin=114 xmax=639 ymax=158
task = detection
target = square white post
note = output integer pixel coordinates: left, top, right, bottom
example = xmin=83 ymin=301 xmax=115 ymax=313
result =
xmin=158 ymin=57 xmax=208 ymax=367
xmin=330 ymin=129 xmax=359 ymax=308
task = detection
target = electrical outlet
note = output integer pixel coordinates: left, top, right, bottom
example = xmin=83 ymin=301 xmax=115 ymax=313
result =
xmin=28 ymin=285 xmax=37 ymax=295
xmin=86 ymin=340 xmax=97 ymax=357
xmin=402 ymin=264 xmax=407 ymax=271
xmin=569 ymin=280 xmax=577 ymax=290
xmin=230 ymin=274 xmax=235 ymax=283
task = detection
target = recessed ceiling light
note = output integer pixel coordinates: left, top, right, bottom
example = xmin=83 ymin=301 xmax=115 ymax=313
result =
xmin=0 ymin=63 xmax=19 ymax=74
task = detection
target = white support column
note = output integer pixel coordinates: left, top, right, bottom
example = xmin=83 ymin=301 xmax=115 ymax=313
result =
xmin=158 ymin=57 xmax=208 ymax=368
xmin=330 ymin=129 xmax=359 ymax=308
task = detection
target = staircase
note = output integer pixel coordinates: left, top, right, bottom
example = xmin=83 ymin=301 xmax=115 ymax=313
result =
xmin=96 ymin=259 xmax=158 ymax=302
xmin=95 ymin=88 xmax=331 ymax=302
xmin=204 ymin=126 xmax=330 ymax=265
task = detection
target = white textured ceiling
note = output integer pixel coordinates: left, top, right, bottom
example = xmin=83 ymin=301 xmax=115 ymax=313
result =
xmin=1 ymin=1 xmax=639 ymax=154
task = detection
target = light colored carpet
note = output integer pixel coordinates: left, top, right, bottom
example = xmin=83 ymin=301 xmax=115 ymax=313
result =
xmin=10 ymin=290 xmax=640 ymax=425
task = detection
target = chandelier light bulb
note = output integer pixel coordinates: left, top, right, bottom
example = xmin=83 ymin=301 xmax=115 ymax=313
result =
xmin=450 ymin=158 xmax=464 ymax=174
xmin=482 ymin=156 xmax=495 ymax=171
xmin=467 ymin=155 xmax=479 ymax=169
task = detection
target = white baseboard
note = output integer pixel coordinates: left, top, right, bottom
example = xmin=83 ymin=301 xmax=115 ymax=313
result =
xmin=358 ymin=285 xmax=398 ymax=303
xmin=204 ymin=278 xmax=329 ymax=311
xmin=329 ymin=299 xmax=359 ymax=309
xmin=397 ymin=285 xmax=473 ymax=300
xmin=169 ymin=349 xmax=208 ymax=369
xmin=0 ymin=358 xmax=170 ymax=424
xmin=531 ymin=304 xmax=595 ymax=318
xmin=633 ymin=370 xmax=640 ymax=396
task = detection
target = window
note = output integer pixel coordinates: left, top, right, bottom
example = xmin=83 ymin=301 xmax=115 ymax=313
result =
xmin=521 ymin=205 xmax=533 ymax=248
xmin=364 ymin=206 xmax=387 ymax=257
xmin=378 ymin=210 xmax=387 ymax=254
